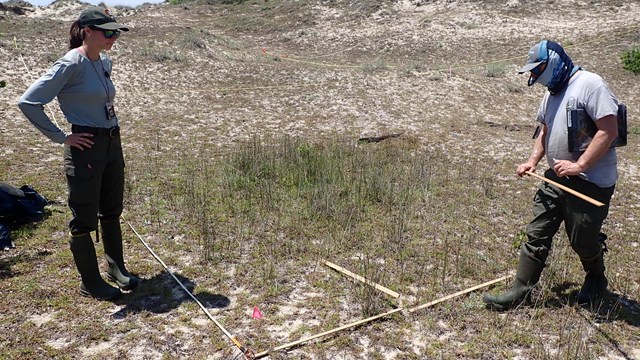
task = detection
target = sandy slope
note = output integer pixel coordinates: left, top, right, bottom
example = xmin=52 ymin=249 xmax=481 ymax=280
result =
xmin=1 ymin=0 xmax=639 ymax=359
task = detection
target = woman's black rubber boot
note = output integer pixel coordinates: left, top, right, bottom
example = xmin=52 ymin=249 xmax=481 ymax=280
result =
xmin=70 ymin=233 xmax=121 ymax=301
xmin=101 ymin=219 xmax=140 ymax=291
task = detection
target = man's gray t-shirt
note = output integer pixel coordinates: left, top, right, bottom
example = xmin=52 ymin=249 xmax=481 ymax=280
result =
xmin=18 ymin=49 xmax=118 ymax=144
xmin=536 ymin=70 xmax=619 ymax=188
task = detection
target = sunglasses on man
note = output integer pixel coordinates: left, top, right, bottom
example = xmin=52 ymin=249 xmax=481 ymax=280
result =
xmin=91 ymin=27 xmax=121 ymax=39
xmin=530 ymin=61 xmax=547 ymax=76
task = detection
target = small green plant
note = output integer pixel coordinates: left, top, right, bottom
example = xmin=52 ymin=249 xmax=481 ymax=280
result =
xmin=402 ymin=61 xmax=424 ymax=74
xmin=428 ymin=71 xmax=443 ymax=81
xmin=0 ymin=80 xmax=6 ymax=88
xmin=512 ymin=230 xmax=527 ymax=250
xmin=561 ymin=39 xmax=574 ymax=47
xmin=621 ymin=48 xmax=640 ymax=74
xmin=182 ymin=31 xmax=207 ymax=50
xmin=486 ymin=62 xmax=506 ymax=78
xmin=361 ymin=57 xmax=388 ymax=73
xmin=139 ymin=47 xmax=184 ymax=62
xmin=506 ymin=82 xmax=523 ymax=93
xmin=45 ymin=52 xmax=60 ymax=63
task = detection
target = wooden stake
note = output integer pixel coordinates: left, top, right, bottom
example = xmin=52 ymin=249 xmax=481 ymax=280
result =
xmin=324 ymin=260 xmax=400 ymax=298
xmin=408 ymin=273 xmax=514 ymax=313
xmin=525 ymin=171 xmax=604 ymax=207
xmin=254 ymin=308 xmax=404 ymax=358
xmin=254 ymin=274 xmax=511 ymax=358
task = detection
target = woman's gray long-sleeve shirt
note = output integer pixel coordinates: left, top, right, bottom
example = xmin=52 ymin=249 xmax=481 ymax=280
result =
xmin=18 ymin=49 xmax=118 ymax=144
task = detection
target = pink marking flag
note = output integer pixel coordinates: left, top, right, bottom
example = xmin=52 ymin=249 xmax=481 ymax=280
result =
xmin=252 ymin=306 xmax=263 ymax=319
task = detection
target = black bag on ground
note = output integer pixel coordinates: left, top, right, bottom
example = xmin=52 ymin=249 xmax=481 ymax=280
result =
xmin=0 ymin=182 xmax=48 ymax=225
xmin=0 ymin=223 xmax=13 ymax=250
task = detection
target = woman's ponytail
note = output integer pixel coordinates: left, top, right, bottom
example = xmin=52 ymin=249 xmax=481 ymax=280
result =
xmin=68 ymin=21 xmax=84 ymax=50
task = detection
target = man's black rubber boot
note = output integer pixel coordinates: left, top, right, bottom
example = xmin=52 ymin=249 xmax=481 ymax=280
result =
xmin=70 ymin=233 xmax=121 ymax=301
xmin=577 ymin=250 xmax=608 ymax=305
xmin=483 ymin=251 xmax=545 ymax=311
xmin=101 ymin=219 xmax=140 ymax=291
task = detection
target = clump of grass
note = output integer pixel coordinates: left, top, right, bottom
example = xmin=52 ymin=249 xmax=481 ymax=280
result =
xmin=139 ymin=46 xmax=185 ymax=62
xmin=486 ymin=62 xmax=506 ymax=78
xmin=621 ymin=48 xmax=640 ymax=74
xmin=44 ymin=52 xmax=61 ymax=63
xmin=428 ymin=71 xmax=443 ymax=81
xmin=362 ymin=57 xmax=388 ymax=73
xmin=352 ymin=254 xmax=392 ymax=316
xmin=560 ymin=39 xmax=574 ymax=47
xmin=401 ymin=61 xmax=424 ymax=74
xmin=182 ymin=31 xmax=208 ymax=50
xmin=126 ymin=135 xmax=516 ymax=316
xmin=506 ymin=82 xmax=523 ymax=93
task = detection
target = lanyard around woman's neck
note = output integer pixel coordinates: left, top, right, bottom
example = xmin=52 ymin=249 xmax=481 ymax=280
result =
xmin=79 ymin=47 xmax=110 ymax=100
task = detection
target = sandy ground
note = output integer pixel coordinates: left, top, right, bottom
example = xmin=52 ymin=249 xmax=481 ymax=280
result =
xmin=1 ymin=0 xmax=640 ymax=359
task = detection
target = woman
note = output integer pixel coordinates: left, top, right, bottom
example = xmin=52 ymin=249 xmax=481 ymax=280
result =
xmin=18 ymin=6 xmax=139 ymax=300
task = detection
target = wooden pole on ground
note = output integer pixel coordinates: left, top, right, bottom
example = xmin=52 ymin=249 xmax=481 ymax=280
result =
xmin=324 ymin=260 xmax=400 ymax=299
xmin=525 ymin=171 xmax=604 ymax=207
xmin=254 ymin=308 xmax=404 ymax=359
xmin=123 ymin=215 xmax=255 ymax=359
xmin=254 ymin=274 xmax=512 ymax=358
xmin=408 ymin=273 xmax=514 ymax=313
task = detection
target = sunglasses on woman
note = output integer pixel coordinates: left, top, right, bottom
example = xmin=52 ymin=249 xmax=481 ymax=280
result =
xmin=91 ymin=27 xmax=121 ymax=39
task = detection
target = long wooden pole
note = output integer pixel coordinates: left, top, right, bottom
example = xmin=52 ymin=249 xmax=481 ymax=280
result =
xmin=324 ymin=260 xmax=400 ymax=299
xmin=254 ymin=274 xmax=511 ymax=358
xmin=408 ymin=273 xmax=513 ymax=313
xmin=254 ymin=308 xmax=404 ymax=358
xmin=525 ymin=171 xmax=604 ymax=207
xmin=122 ymin=216 xmax=254 ymax=359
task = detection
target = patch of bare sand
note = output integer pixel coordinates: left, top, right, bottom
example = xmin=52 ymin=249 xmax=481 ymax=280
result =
xmin=1 ymin=1 xmax=639 ymax=359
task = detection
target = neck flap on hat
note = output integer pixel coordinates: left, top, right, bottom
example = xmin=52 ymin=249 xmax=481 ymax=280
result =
xmin=531 ymin=41 xmax=581 ymax=95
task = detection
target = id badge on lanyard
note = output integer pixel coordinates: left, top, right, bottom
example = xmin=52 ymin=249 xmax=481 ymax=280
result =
xmin=106 ymin=101 xmax=116 ymax=120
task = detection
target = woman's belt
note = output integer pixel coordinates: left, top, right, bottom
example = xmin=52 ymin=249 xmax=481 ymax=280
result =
xmin=71 ymin=125 xmax=120 ymax=138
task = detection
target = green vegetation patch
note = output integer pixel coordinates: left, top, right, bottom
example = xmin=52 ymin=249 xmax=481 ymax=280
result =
xmin=621 ymin=48 xmax=640 ymax=74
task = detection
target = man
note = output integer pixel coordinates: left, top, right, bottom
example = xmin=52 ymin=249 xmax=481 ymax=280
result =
xmin=483 ymin=40 xmax=620 ymax=310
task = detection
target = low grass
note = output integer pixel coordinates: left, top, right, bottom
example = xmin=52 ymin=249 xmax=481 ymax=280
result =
xmin=127 ymin=135 xmax=501 ymax=294
xmin=621 ymin=48 xmax=640 ymax=74
xmin=486 ymin=62 xmax=506 ymax=78
xmin=5 ymin=132 xmax=637 ymax=358
xmin=2 ymin=0 xmax=639 ymax=358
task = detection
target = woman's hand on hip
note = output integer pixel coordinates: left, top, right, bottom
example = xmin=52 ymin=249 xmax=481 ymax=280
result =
xmin=65 ymin=133 xmax=94 ymax=150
